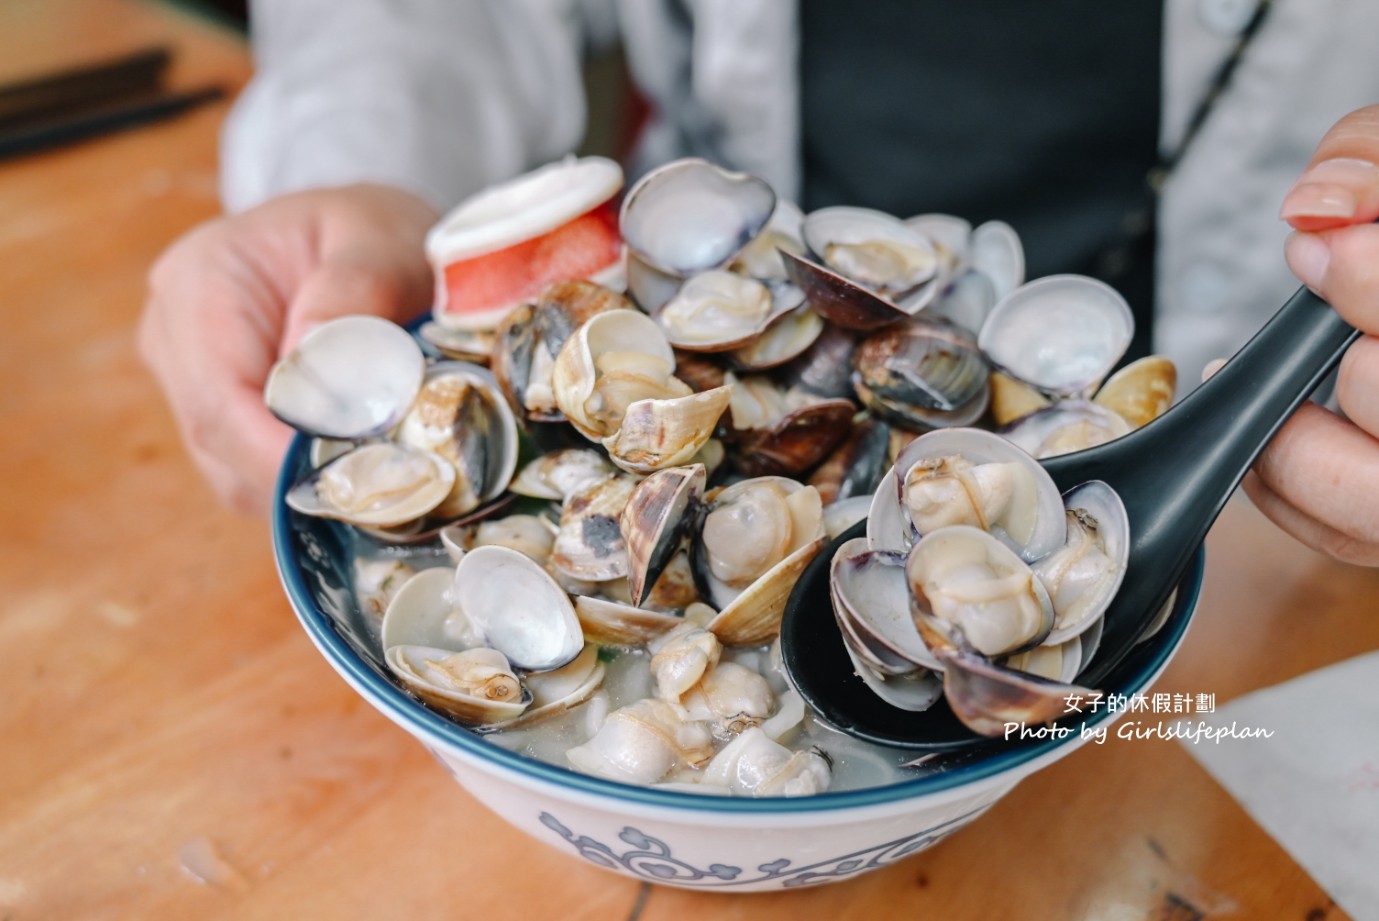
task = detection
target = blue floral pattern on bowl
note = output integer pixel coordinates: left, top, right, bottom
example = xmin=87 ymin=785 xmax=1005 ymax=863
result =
xmin=537 ymin=806 xmax=989 ymax=888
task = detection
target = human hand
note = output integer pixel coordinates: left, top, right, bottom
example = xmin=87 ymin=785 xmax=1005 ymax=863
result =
xmin=1242 ymin=104 xmax=1379 ymax=565
xmin=139 ymin=183 xmax=439 ymax=516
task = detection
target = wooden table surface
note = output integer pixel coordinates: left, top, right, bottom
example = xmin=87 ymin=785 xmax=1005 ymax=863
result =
xmin=3 ymin=2 xmax=1378 ymax=918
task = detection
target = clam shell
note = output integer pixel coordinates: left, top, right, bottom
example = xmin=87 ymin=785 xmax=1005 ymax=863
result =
xmin=906 ymin=525 xmax=1055 ymax=658
xmin=552 ymin=473 xmax=639 ymax=582
xmin=1004 ymin=634 xmax=1082 ymax=684
xmin=396 ymin=362 xmax=519 ymax=518
xmin=781 ymin=248 xmax=917 ymax=331
xmin=385 ymin=645 xmax=532 ymax=724
xmin=867 ymin=427 xmax=1067 ymax=562
xmin=931 ymin=644 xmax=1092 ymax=737
xmin=704 ymin=520 xmax=826 ymax=648
xmin=419 ymin=322 xmax=495 ymax=363
xmin=552 ymin=308 xmax=677 ymax=440
xmin=1092 ymin=355 xmax=1177 ymax=428
xmin=729 ymin=199 xmax=806 ymax=282
xmin=969 ymin=220 xmax=1024 ymax=299
xmin=265 ymin=316 xmax=424 ymax=440
xmin=803 ymin=206 xmax=939 ymax=295
xmin=1036 ymin=481 xmax=1129 ymax=646
xmin=286 ymin=443 xmax=455 ymax=528
xmin=822 ymin=495 xmax=872 ymax=540
xmin=999 ymin=400 xmax=1131 ymax=459
xmin=656 ymin=270 xmax=793 ymax=352
xmin=808 ymin=414 xmax=890 ymax=506
xmin=489 ymin=643 xmax=606 ymax=729
xmin=727 ymin=302 xmax=824 ymax=371
xmin=905 ymin=213 xmax=973 ymax=281
xmin=621 ymin=464 xmax=705 ymax=606
xmin=978 ymin=274 xmax=1133 ymax=398
xmin=829 ymin=539 xmax=940 ymax=674
xmin=509 ymin=448 xmax=615 ymax=501
xmin=454 ymin=545 xmax=583 ymax=672
xmin=625 ymin=252 xmax=685 ymax=315
xmin=575 ymin=596 xmax=684 ymax=646
xmin=380 ymin=566 xmax=480 ymax=653
xmin=844 ymin=647 xmax=944 ymax=713
xmin=620 ymin=158 xmax=777 ymax=277
xmin=989 ymin=371 xmax=1052 ymax=427
xmin=926 ymin=268 xmax=996 ymax=335
xmin=492 ymin=280 xmax=632 ymax=422
xmin=602 ymin=386 xmax=733 ymax=474
xmin=777 ymin=322 xmax=860 ymax=399
xmin=852 ymin=319 xmax=989 ymax=418
xmin=729 ymin=398 xmax=856 ymax=477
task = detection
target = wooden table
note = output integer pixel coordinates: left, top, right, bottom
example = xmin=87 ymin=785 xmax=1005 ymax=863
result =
xmin=3 ymin=2 xmax=1378 ymax=918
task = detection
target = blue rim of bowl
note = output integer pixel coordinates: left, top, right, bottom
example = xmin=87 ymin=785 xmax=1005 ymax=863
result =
xmin=274 ymin=432 xmax=1204 ymax=814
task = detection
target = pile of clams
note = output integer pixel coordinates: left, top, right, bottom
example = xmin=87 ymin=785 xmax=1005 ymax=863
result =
xmin=270 ymin=155 xmax=1179 ymax=793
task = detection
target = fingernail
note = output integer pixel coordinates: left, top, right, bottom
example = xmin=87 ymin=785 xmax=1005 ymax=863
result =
xmin=1280 ymin=157 xmax=1379 ymax=222
xmin=1280 ymin=183 xmax=1357 ymax=222
xmin=1284 ymin=231 xmax=1331 ymax=289
xmin=1201 ymin=358 xmax=1227 ymax=382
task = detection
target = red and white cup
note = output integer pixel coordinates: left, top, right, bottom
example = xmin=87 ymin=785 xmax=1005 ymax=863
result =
xmin=427 ymin=156 xmax=625 ymax=330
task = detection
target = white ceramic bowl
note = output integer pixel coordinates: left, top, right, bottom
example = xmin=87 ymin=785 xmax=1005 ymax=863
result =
xmin=274 ymin=436 xmax=1202 ymax=892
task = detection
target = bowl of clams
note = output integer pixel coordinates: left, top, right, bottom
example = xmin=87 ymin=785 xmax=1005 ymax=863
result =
xmin=271 ymin=156 xmax=1202 ymax=891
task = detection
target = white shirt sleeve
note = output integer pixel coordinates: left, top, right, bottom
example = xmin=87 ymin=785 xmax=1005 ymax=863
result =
xmin=220 ymin=0 xmax=595 ymax=213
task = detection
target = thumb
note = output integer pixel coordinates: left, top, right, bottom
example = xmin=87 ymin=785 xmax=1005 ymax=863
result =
xmin=281 ymin=259 xmax=431 ymax=356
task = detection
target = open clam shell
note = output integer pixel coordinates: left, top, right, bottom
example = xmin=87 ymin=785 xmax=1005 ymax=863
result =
xmin=926 ymin=267 xmax=997 ymax=335
xmin=380 ymin=566 xmax=478 ymax=652
xmin=620 ymin=158 xmax=777 ymax=277
xmin=419 ymin=322 xmax=495 ymax=364
xmin=454 ymin=545 xmax=584 ymax=672
xmin=978 ymin=274 xmax=1134 ymax=398
xmin=1035 ymin=481 xmax=1129 ymax=646
xmin=867 ymin=427 xmax=1067 ymax=562
xmin=728 ymin=302 xmax=825 ymax=371
xmin=396 ymin=362 xmax=519 ymax=518
xmin=999 ymin=400 xmax=1131 ymax=459
xmin=1003 ymin=634 xmax=1083 ymax=685
xmin=852 ymin=318 xmax=990 ymax=425
xmin=829 ymin=538 xmax=941 ymax=674
xmin=265 ymin=316 xmax=424 ymax=440
xmin=575 ymin=596 xmax=684 ymax=646
xmin=803 ymin=206 xmax=939 ymax=296
xmin=1092 ymin=354 xmax=1177 ymax=428
xmin=905 ymin=213 xmax=972 ymax=279
xmin=621 ymin=464 xmax=706 ymax=606
xmin=777 ymin=322 xmax=860 ymax=400
xmin=655 ymin=270 xmax=799 ymax=352
xmin=781 ymin=249 xmax=921 ymax=331
xmin=385 ymin=645 xmax=533 ymax=724
xmin=509 ymin=448 xmax=615 ymax=501
xmin=492 ymin=643 xmax=606 ymax=729
xmin=906 ymin=525 xmax=1056 ymax=659
xmin=286 ymin=443 xmax=455 ymax=529
xmin=492 ymin=280 xmax=632 ymax=422
xmin=729 ymin=199 xmax=806 ymax=283
xmin=929 ymin=643 xmax=1093 ymax=737
xmin=694 ymin=478 xmax=827 ymax=645
xmin=843 ymin=646 xmax=945 ymax=713
xmin=968 ymin=220 xmax=1024 ymax=300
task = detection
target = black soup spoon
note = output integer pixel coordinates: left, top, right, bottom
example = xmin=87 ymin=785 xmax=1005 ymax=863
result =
xmin=781 ymin=284 xmax=1360 ymax=750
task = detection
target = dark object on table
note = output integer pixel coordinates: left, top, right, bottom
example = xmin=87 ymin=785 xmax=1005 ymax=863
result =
xmin=0 ymin=46 xmax=224 ymax=160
